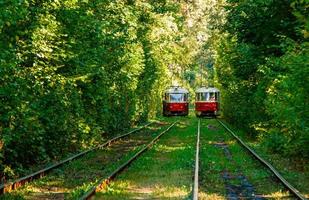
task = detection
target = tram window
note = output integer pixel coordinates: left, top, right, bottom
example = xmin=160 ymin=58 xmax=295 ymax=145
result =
xmin=202 ymin=93 xmax=207 ymax=101
xmin=169 ymin=93 xmax=184 ymax=102
xmin=197 ymin=93 xmax=207 ymax=101
xmin=184 ymin=93 xmax=188 ymax=101
xmin=209 ymin=92 xmax=215 ymax=101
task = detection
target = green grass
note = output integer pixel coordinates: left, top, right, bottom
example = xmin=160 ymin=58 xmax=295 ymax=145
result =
xmin=222 ymin=121 xmax=309 ymax=199
xmin=198 ymin=119 xmax=291 ymax=199
xmin=198 ymin=119 xmax=226 ymax=199
xmin=5 ymin=123 xmax=153 ymax=181
xmin=2 ymin=116 xmax=306 ymax=200
xmin=95 ymin=115 xmax=197 ymax=199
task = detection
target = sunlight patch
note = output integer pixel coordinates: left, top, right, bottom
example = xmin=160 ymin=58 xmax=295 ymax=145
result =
xmin=155 ymin=144 xmax=186 ymax=152
xmin=153 ymin=185 xmax=189 ymax=198
xmin=199 ymin=191 xmax=225 ymax=200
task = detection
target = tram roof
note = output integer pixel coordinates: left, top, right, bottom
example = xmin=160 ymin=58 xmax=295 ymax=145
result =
xmin=165 ymin=86 xmax=189 ymax=94
xmin=195 ymin=87 xmax=220 ymax=93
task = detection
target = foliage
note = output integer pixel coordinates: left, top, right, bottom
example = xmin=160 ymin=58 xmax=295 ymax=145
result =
xmin=2 ymin=0 xmax=307 ymax=180
xmin=214 ymin=0 xmax=309 ymax=157
xmin=0 ymin=0 xmax=203 ymax=178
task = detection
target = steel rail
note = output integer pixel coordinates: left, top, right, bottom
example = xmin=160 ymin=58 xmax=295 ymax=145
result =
xmin=0 ymin=122 xmax=153 ymax=195
xmin=79 ymin=121 xmax=177 ymax=200
xmin=217 ymin=119 xmax=307 ymax=200
xmin=192 ymin=119 xmax=200 ymax=200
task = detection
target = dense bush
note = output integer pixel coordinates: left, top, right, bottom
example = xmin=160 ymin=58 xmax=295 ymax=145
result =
xmin=0 ymin=0 xmax=199 ymax=179
xmin=214 ymin=0 xmax=308 ymax=157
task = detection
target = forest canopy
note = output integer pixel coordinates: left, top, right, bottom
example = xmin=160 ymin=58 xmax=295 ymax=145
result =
xmin=0 ymin=0 xmax=223 ymax=178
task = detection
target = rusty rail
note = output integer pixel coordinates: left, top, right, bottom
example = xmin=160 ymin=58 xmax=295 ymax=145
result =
xmin=217 ymin=119 xmax=307 ymax=200
xmin=79 ymin=121 xmax=177 ymax=200
xmin=0 ymin=122 xmax=153 ymax=194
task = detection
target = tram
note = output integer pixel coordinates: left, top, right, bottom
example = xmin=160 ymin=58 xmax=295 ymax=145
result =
xmin=163 ymin=86 xmax=189 ymax=116
xmin=195 ymin=87 xmax=220 ymax=117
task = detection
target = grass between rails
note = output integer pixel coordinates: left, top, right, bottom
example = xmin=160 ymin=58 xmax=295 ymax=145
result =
xmin=1 ymin=122 xmax=168 ymax=200
xmin=4 ymin=123 xmax=154 ymax=182
xmin=94 ymin=115 xmax=197 ymax=200
xmin=3 ymin=116 xmax=306 ymax=200
xmin=220 ymin=120 xmax=309 ymax=199
xmin=199 ymin=119 xmax=291 ymax=199
xmin=198 ymin=119 xmax=225 ymax=200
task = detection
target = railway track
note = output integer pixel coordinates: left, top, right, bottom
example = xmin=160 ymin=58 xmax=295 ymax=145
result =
xmin=79 ymin=121 xmax=177 ymax=200
xmin=0 ymin=121 xmax=170 ymax=199
xmin=193 ymin=119 xmax=200 ymax=200
xmin=193 ymin=119 xmax=307 ymax=200
xmin=2 ymin=118 xmax=306 ymax=199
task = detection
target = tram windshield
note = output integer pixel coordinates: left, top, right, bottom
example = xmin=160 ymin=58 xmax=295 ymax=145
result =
xmin=168 ymin=93 xmax=188 ymax=102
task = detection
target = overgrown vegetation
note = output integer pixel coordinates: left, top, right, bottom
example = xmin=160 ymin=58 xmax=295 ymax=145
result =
xmin=214 ymin=0 xmax=309 ymax=158
xmin=1 ymin=0 xmax=308 ymax=184
xmin=2 ymin=122 xmax=166 ymax=199
xmin=95 ymin=116 xmax=195 ymax=199
xmin=0 ymin=0 xmax=215 ymax=179
xmin=199 ymin=119 xmax=289 ymax=199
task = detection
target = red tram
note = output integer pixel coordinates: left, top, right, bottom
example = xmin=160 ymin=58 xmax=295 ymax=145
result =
xmin=195 ymin=87 xmax=220 ymax=117
xmin=163 ymin=86 xmax=189 ymax=116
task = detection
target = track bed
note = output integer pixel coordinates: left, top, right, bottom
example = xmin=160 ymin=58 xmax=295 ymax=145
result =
xmin=2 ymin=118 xmax=306 ymax=200
xmin=198 ymin=119 xmax=294 ymax=199
xmin=93 ymin=117 xmax=196 ymax=199
xmin=2 ymin=122 xmax=168 ymax=200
